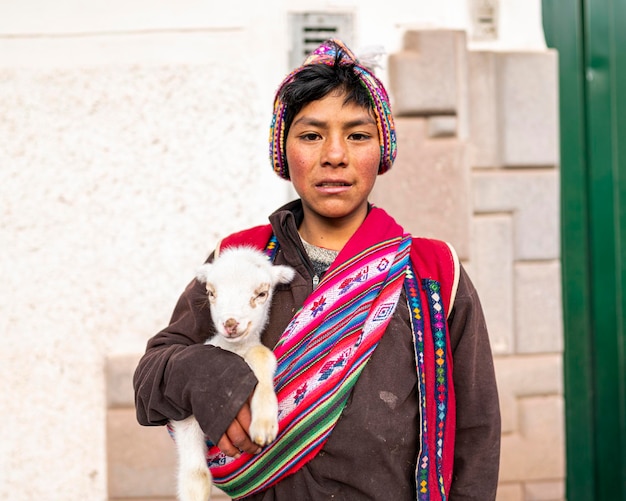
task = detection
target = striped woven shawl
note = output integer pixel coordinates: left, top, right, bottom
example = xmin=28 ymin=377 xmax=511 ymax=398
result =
xmin=206 ymin=207 xmax=455 ymax=500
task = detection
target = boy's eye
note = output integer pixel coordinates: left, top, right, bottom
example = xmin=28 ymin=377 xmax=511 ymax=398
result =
xmin=300 ymin=132 xmax=320 ymax=141
xmin=350 ymin=133 xmax=371 ymax=141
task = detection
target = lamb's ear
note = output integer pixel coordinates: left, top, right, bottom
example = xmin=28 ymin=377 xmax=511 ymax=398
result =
xmin=271 ymin=264 xmax=296 ymax=285
xmin=195 ymin=263 xmax=212 ymax=284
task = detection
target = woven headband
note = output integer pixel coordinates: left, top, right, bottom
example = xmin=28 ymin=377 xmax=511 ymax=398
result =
xmin=269 ymin=38 xmax=397 ymax=180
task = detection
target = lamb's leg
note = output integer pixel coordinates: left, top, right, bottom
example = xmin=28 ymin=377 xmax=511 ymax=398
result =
xmin=244 ymin=345 xmax=279 ymax=446
xmin=170 ymin=416 xmax=213 ymax=501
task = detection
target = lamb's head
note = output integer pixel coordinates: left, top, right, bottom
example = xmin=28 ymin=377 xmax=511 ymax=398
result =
xmin=196 ymin=246 xmax=295 ymax=344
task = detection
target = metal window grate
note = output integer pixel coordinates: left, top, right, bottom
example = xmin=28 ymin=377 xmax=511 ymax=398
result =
xmin=289 ymin=12 xmax=354 ymax=69
xmin=469 ymin=0 xmax=499 ymax=41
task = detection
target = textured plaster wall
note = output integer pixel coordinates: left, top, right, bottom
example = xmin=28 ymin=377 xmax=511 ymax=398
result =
xmin=0 ymin=27 xmax=289 ymax=501
xmin=1 ymin=1 xmax=552 ymax=500
xmin=0 ymin=62 xmax=287 ymax=499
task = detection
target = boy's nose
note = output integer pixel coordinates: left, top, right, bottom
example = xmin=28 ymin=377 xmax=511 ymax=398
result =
xmin=321 ymin=137 xmax=348 ymax=167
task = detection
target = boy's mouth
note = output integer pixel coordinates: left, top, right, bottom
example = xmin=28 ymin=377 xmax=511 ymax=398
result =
xmin=315 ymin=181 xmax=352 ymax=195
xmin=317 ymin=181 xmax=351 ymax=187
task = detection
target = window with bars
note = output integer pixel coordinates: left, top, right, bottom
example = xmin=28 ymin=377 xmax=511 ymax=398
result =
xmin=288 ymin=12 xmax=354 ymax=69
xmin=469 ymin=0 xmax=499 ymax=41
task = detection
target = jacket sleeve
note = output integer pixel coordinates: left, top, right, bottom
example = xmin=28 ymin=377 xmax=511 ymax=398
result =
xmin=133 ymin=276 xmax=258 ymax=444
xmin=448 ymin=265 xmax=501 ymax=500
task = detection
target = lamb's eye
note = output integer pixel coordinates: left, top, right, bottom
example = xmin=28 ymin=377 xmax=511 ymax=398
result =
xmin=256 ymin=291 xmax=268 ymax=300
xmin=206 ymin=290 xmax=215 ymax=298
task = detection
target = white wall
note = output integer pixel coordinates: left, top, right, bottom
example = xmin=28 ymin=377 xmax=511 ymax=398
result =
xmin=0 ymin=1 xmax=547 ymax=499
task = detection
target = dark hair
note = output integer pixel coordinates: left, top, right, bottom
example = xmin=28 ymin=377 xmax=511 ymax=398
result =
xmin=279 ymin=50 xmax=374 ymax=139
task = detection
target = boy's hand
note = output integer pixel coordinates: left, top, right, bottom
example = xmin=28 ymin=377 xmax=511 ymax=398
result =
xmin=217 ymin=402 xmax=262 ymax=457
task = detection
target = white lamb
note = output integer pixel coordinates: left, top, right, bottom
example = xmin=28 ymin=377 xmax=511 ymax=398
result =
xmin=169 ymin=245 xmax=295 ymax=501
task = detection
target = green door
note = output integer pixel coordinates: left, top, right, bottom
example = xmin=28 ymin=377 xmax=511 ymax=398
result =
xmin=543 ymin=0 xmax=626 ymax=499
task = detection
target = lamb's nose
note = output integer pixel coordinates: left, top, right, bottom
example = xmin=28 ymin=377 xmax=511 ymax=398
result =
xmin=224 ymin=318 xmax=239 ymax=335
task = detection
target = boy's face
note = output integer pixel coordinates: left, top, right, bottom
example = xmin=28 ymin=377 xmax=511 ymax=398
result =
xmin=285 ymin=91 xmax=381 ymax=233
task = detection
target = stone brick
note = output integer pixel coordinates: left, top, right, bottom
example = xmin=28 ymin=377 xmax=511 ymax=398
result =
xmin=113 ymin=495 xmax=230 ymax=501
xmin=107 ymin=408 xmax=177 ymax=498
xmin=493 ymin=354 xmax=563 ymax=433
xmin=514 ymin=262 xmax=564 ymax=354
xmin=370 ymin=117 xmax=471 ymax=260
xmin=496 ymin=51 xmax=559 ymax=167
xmin=112 ymin=498 xmax=176 ymax=501
xmin=427 ymin=115 xmax=458 ymax=138
xmin=467 ymin=51 xmax=500 ymax=167
xmin=107 ymin=354 xmax=142 ymax=408
xmin=496 ymin=483 xmax=523 ymax=501
xmin=473 ymin=170 xmax=560 ymax=260
xmin=468 ymin=215 xmax=514 ymax=354
xmin=467 ymin=50 xmax=559 ymax=169
xmin=107 ymin=407 xmax=233 ymax=500
xmin=499 ymin=396 xmax=565 ymax=482
xmin=525 ymin=480 xmax=565 ymax=501
xmin=109 ymin=496 xmax=178 ymax=501
xmin=388 ymin=30 xmax=467 ymax=116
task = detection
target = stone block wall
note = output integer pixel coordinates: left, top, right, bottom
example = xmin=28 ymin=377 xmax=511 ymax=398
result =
xmin=107 ymin=355 xmax=230 ymax=500
xmin=372 ymin=29 xmax=564 ymax=501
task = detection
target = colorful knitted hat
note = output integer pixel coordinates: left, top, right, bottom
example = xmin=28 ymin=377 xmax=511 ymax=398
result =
xmin=269 ymin=39 xmax=397 ymax=180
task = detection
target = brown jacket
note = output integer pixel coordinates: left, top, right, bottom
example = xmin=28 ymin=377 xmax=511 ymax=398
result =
xmin=133 ymin=200 xmax=501 ymax=500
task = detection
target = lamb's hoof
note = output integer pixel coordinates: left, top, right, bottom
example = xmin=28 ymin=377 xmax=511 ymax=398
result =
xmin=249 ymin=417 xmax=278 ymax=447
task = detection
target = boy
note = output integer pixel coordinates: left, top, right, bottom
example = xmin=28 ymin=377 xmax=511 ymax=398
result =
xmin=134 ymin=39 xmax=500 ymax=500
